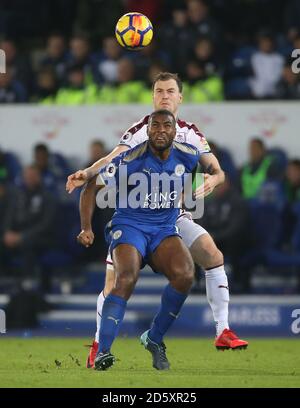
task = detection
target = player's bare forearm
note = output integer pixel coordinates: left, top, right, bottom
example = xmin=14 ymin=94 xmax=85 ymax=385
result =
xmin=79 ymin=176 xmax=99 ymax=230
xmin=195 ymin=153 xmax=225 ymax=198
xmin=200 ymin=153 xmax=225 ymax=186
xmin=66 ymin=145 xmax=129 ymax=194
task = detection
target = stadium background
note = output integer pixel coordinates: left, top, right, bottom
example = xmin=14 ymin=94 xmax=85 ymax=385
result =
xmin=0 ymin=0 xmax=299 ymax=340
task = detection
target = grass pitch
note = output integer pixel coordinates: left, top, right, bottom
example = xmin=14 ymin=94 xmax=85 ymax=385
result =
xmin=0 ymin=338 xmax=299 ymax=388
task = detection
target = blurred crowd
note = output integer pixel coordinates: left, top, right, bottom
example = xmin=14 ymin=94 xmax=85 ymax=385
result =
xmin=1 ymin=138 xmax=300 ymax=293
xmin=0 ymin=0 xmax=300 ymax=104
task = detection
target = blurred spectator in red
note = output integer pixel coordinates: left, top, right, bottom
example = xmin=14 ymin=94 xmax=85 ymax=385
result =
xmin=124 ymin=0 xmax=163 ymax=23
xmin=39 ymin=33 xmax=69 ymax=85
xmin=249 ymin=32 xmax=284 ymax=99
xmin=0 ymin=68 xmax=27 ymax=103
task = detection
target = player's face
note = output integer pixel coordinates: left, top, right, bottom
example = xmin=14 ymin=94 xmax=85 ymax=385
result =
xmin=152 ymin=79 xmax=182 ymax=116
xmin=148 ymin=114 xmax=176 ymax=151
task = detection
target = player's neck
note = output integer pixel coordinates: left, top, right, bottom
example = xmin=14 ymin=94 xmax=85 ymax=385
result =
xmin=149 ymin=144 xmax=171 ymax=161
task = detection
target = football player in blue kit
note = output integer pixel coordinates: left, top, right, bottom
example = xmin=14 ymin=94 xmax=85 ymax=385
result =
xmin=79 ymin=109 xmax=200 ymax=371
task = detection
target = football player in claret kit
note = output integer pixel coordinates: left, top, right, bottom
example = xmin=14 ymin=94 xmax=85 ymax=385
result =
xmin=79 ymin=110 xmax=199 ymax=370
xmin=71 ymin=73 xmax=248 ymax=368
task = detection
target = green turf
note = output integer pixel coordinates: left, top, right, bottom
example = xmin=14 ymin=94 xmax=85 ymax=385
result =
xmin=0 ymin=338 xmax=299 ymax=388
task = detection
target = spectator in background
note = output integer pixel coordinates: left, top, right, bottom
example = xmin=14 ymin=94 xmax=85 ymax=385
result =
xmin=34 ymin=67 xmax=58 ymax=104
xmin=39 ymin=33 xmax=69 ymax=85
xmin=184 ymin=60 xmax=223 ymax=102
xmin=249 ymin=32 xmax=284 ymax=99
xmin=193 ymin=36 xmax=220 ymax=76
xmin=139 ymin=61 xmax=167 ymax=103
xmin=33 ymin=144 xmax=63 ymax=192
xmin=55 ymin=64 xmax=98 ymax=105
xmin=240 ymin=138 xmax=278 ymax=199
xmin=187 ymin=0 xmax=220 ymax=46
xmin=284 ymin=0 xmax=300 ymax=41
xmin=0 ymin=38 xmax=33 ymax=93
xmin=209 ymin=141 xmax=238 ymax=184
xmin=85 ymin=140 xmax=106 ymax=168
xmin=0 ymin=173 xmax=11 ymax=274
xmin=0 ymin=148 xmax=9 ymax=181
xmin=133 ymin=40 xmax=170 ymax=82
xmin=92 ymin=36 xmax=123 ymax=85
xmin=276 ymin=61 xmax=300 ymax=99
xmin=200 ymin=178 xmax=249 ymax=280
xmin=68 ymin=34 xmax=93 ymax=81
xmin=2 ymin=165 xmax=57 ymax=279
xmin=158 ymin=3 xmax=192 ymax=76
xmin=285 ymin=159 xmax=300 ymax=203
xmin=99 ymin=58 xmax=145 ymax=103
xmin=0 ymin=68 xmax=27 ymax=103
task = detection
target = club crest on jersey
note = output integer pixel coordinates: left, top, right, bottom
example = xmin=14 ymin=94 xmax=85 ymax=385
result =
xmin=175 ymin=133 xmax=186 ymax=144
xmin=105 ymin=163 xmax=116 ymax=177
xmin=175 ymin=164 xmax=185 ymax=176
xmin=113 ymin=230 xmax=122 ymax=240
xmin=120 ymin=132 xmax=132 ymax=144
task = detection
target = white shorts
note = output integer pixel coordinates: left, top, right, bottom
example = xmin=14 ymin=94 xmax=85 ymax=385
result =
xmin=105 ymin=211 xmax=208 ymax=266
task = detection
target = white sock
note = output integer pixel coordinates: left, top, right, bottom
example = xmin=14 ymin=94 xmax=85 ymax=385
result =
xmin=95 ymin=291 xmax=106 ymax=343
xmin=205 ymin=265 xmax=230 ymax=337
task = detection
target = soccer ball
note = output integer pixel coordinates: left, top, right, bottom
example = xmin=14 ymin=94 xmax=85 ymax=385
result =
xmin=115 ymin=12 xmax=153 ymax=50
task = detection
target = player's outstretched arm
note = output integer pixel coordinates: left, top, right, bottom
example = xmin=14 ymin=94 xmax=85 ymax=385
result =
xmin=66 ymin=144 xmax=129 ymax=194
xmin=77 ymin=175 xmax=101 ymax=248
xmin=195 ymin=153 xmax=225 ymax=198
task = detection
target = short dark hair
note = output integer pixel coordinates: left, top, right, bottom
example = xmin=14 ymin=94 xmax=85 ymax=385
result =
xmin=34 ymin=143 xmax=49 ymax=154
xmin=152 ymin=72 xmax=183 ymax=93
xmin=289 ymin=159 xmax=300 ymax=168
xmin=149 ymin=109 xmax=176 ymax=125
xmin=251 ymin=138 xmax=265 ymax=149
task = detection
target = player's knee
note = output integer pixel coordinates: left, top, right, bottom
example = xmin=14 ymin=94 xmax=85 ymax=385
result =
xmin=205 ymin=247 xmax=223 ymax=269
xmin=113 ymin=268 xmax=138 ymax=295
xmin=170 ymin=260 xmax=194 ymax=291
xmin=193 ymin=237 xmax=224 ymax=269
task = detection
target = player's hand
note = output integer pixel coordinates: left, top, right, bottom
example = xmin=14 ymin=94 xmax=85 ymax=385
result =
xmin=77 ymin=229 xmax=95 ymax=247
xmin=66 ymin=170 xmax=88 ymax=194
xmin=194 ymin=173 xmax=218 ymax=199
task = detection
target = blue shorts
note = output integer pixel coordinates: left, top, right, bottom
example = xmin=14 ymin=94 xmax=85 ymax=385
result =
xmin=105 ymin=222 xmax=181 ymax=265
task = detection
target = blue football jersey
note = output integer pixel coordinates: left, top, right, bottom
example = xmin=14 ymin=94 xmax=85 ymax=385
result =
xmin=99 ymin=141 xmax=200 ymax=228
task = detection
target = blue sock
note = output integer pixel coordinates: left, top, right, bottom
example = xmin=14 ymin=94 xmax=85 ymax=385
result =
xmin=98 ymin=294 xmax=127 ymax=354
xmin=148 ymin=284 xmax=188 ymax=344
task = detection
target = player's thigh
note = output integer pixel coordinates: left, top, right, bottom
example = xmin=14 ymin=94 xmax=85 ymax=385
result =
xmin=151 ymin=236 xmax=194 ymax=282
xmin=189 ymin=233 xmax=224 ymax=269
